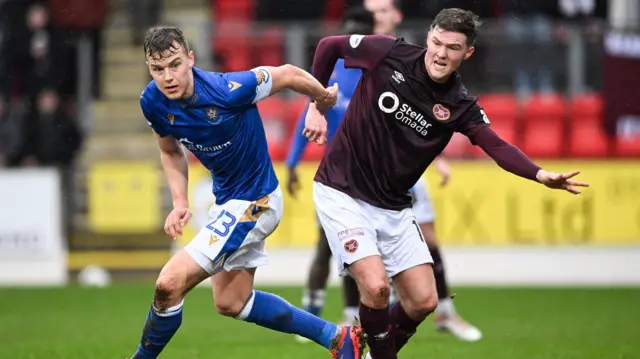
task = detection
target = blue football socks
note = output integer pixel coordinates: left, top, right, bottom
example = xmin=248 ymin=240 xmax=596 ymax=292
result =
xmin=131 ymin=301 xmax=183 ymax=359
xmin=238 ymin=290 xmax=339 ymax=348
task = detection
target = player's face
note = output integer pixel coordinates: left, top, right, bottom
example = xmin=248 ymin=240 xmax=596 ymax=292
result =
xmin=425 ymin=27 xmax=474 ymax=83
xmin=147 ymin=43 xmax=195 ymax=100
xmin=365 ymin=0 xmax=402 ymax=35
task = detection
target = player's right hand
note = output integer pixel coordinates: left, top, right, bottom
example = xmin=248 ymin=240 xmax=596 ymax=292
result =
xmin=535 ymin=169 xmax=589 ymax=194
xmin=314 ymin=83 xmax=338 ymax=112
xmin=164 ymin=207 xmax=192 ymax=240
xmin=303 ymin=103 xmax=328 ymax=145
xmin=286 ymin=167 xmax=300 ymax=198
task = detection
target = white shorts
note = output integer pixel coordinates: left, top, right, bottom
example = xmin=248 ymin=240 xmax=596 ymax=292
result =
xmin=185 ymin=187 xmax=283 ymax=275
xmin=410 ymin=177 xmax=435 ymax=224
xmin=313 ymin=182 xmax=433 ymax=278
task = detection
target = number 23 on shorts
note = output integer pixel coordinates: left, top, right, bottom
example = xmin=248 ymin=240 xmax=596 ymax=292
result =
xmin=207 ymin=210 xmax=237 ymax=237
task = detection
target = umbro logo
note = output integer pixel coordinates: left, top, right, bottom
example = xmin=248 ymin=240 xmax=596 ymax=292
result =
xmin=391 ymin=71 xmax=405 ymax=84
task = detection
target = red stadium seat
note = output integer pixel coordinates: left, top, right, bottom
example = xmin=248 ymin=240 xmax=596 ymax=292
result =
xmin=213 ymin=21 xmax=252 ymax=72
xmin=214 ymin=0 xmax=254 ymax=20
xmin=253 ymin=26 xmax=285 ymax=67
xmin=442 ymin=133 xmax=473 ymax=158
xmin=615 ymin=135 xmax=640 ymax=157
xmin=569 ymin=93 xmax=603 ymax=119
xmin=477 ymin=93 xmax=519 ymax=125
xmin=521 ymin=93 xmax=566 ymax=158
xmin=302 ymin=142 xmax=326 ymax=161
xmin=258 ymin=96 xmax=290 ymax=161
xmin=223 ymin=50 xmax=252 ymax=73
xmin=286 ymin=95 xmax=310 ymax=137
xmin=268 ymin=141 xmax=286 ymax=161
xmin=471 ymin=121 xmax=518 ymax=158
xmin=568 ymin=124 xmax=610 ymax=158
xmin=472 ymin=94 xmax=520 ymax=157
xmin=567 ymin=93 xmax=609 ymax=158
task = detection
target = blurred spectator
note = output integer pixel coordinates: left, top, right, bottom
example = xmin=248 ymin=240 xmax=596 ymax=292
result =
xmin=48 ymin=0 xmax=106 ymax=99
xmin=0 ymin=0 xmax=84 ymax=170
xmin=128 ymin=0 xmax=164 ymax=46
xmin=22 ymin=89 xmax=82 ymax=167
xmin=556 ymin=0 xmax=606 ymax=92
xmin=501 ymin=1 xmax=559 ymax=98
xmin=5 ymin=89 xmax=82 ymax=167
xmin=0 ymin=0 xmax=54 ymax=102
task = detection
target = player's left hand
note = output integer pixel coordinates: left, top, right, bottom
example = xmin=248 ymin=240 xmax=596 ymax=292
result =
xmin=434 ymin=157 xmax=451 ymax=187
xmin=303 ymin=103 xmax=328 ymax=145
xmin=536 ymin=169 xmax=589 ymax=194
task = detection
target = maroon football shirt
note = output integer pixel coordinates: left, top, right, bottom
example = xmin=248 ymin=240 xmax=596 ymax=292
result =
xmin=312 ymin=34 xmax=540 ymax=211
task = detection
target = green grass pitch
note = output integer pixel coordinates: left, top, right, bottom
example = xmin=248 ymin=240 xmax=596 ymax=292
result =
xmin=1 ymin=285 xmax=638 ymax=359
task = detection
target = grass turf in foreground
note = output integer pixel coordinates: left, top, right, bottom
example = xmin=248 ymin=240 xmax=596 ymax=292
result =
xmin=0 ymin=285 xmax=638 ymax=359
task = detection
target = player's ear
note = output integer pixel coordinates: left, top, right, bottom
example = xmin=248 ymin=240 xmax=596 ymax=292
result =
xmin=394 ymin=9 xmax=403 ymax=25
xmin=188 ymin=51 xmax=195 ymax=67
xmin=464 ymin=46 xmax=475 ymax=60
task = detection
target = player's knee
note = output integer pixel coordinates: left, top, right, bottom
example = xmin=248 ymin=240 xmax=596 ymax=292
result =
xmin=360 ymin=279 xmax=391 ymax=309
xmin=154 ymin=274 xmax=184 ymax=310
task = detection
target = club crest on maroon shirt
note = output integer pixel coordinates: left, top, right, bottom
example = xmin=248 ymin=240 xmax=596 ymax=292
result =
xmin=432 ymin=104 xmax=451 ymax=121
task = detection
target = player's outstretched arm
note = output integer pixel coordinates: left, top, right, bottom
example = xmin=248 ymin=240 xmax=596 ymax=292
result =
xmin=264 ymin=65 xmax=337 ymax=112
xmin=156 ymin=134 xmax=192 ymax=239
xmin=471 ymin=127 xmax=589 ymax=194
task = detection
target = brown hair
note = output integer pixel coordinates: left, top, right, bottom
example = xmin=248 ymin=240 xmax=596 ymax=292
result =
xmin=430 ymin=8 xmax=482 ymax=46
xmin=143 ymin=26 xmax=191 ymax=59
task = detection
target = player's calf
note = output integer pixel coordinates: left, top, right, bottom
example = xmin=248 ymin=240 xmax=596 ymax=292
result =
xmin=349 ymin=256 xmax=397 ymax=359
xmin=131 ymin=250 xmax=209 ymax=359
xmin=386 ymin=263 xmax=438 ymax=354
xmin=214 ymin=292 xmax=248 ymax=318
xmin=399 ymin=285 xmax=438 ymax=321
xmin=393 ymin=263 xmax=438 ymax=319
xmin=214 ymin=269 xmax=360 ymax=356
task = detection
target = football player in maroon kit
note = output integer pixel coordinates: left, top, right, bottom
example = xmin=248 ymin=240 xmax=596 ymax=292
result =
xmin=303 ymin=7 xmax=589 ymax=359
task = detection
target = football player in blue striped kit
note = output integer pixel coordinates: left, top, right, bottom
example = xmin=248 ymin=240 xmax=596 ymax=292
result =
xmin=129 ymin=26 xmax=365 ymax=359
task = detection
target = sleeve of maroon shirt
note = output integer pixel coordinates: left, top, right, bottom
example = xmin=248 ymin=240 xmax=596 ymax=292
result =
xmin=311 ymin=34 xmax=396 ymax=87
xmin=457 ymin=103 xmax=541 ymax=182
xmin=472 ymin=127 xmax=541 ymax=182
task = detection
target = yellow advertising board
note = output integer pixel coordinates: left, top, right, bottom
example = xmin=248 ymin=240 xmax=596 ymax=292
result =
xmin=423 ymin=160 xmax=639 ymax=245
xmin=179 ymin=160 xmax=640 ymax=248
xmin=88 ymin=161 xmax=162 ymax=233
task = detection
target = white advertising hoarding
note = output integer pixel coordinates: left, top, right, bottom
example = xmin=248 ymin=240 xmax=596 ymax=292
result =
xmin=0 ymin=169 xmax=67 ymax=286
